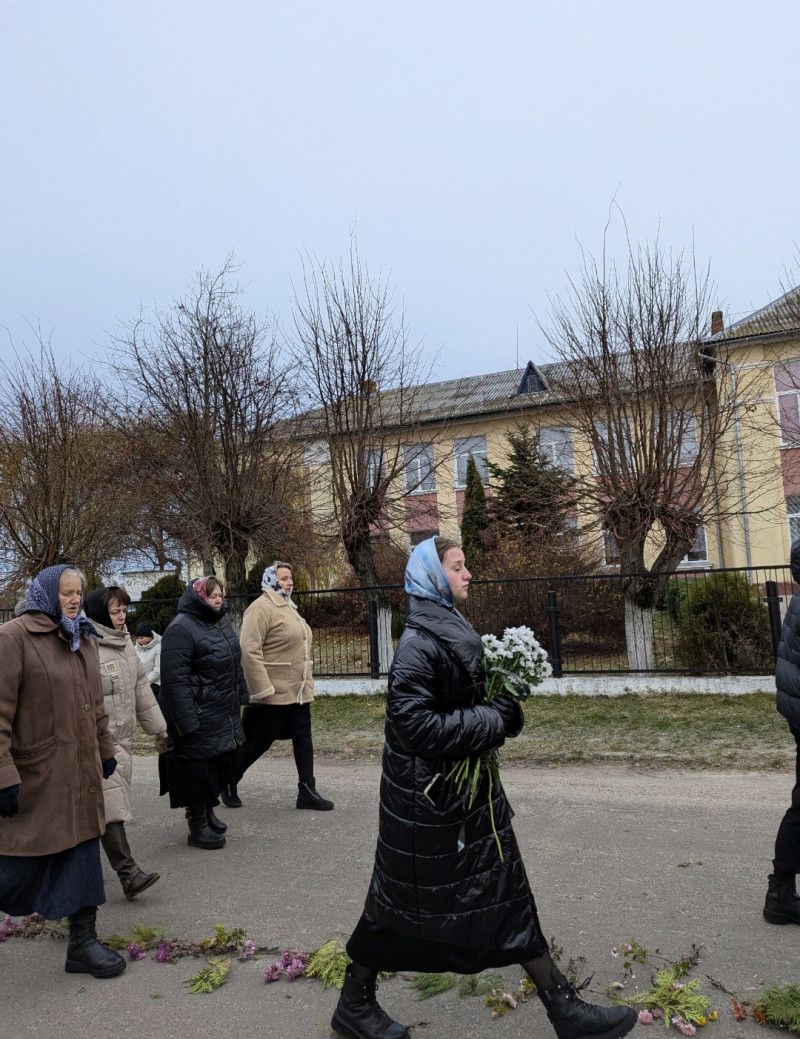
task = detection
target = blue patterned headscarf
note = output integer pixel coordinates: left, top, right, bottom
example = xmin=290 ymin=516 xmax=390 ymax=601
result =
xmin=262 ymin=564 xmax=291 ymax=600
xmin=404 ymin=537 xmax=454 ymax=609
xmin=26 ymin=564 xmax=99 ymax=651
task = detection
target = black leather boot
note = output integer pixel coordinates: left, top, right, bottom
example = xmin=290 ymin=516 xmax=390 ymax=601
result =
xmin=331 ymin=966 xmax=408 ymax=1039
xmin=65 ymin=906 xmax=126 ymax=978
xmin=185 ymin=804 xmax=226 ymax=849
xmin=537 ymin=967 xmax=637 ymax=1039
xmin=297 ymin=777 xmax=334 ymax=811
xmin=100 ymin=821 xmax=160 ymax=900
xmin=220 ymin=783 xmax=242 ymax=808
xmin=763 ymin=873 xmax=800 ymax=925
xmin=206 ymin=803 xmax=228 ymax=834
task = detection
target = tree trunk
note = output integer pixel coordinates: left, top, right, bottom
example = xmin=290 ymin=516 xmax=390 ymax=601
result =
xmin=377 ymin=606 xmax=393 ymax=673
xmin=624 ymin=597 xmax=654 ymax=671
xmin=222 ymin=536 xmax=249 ymax=633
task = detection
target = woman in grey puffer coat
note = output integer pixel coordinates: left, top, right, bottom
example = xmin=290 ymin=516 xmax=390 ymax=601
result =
xmin=764 ymin=539 xmax=800 ymax=926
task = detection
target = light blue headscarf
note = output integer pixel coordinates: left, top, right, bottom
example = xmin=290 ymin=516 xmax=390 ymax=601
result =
xmin=262 ymin=564 xmax=290 ymax=600
xmin=404 ymin=537 xmax=454 ymax=608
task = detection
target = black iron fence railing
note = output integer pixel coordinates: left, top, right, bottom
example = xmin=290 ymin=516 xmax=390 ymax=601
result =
xmin=1 ymin=564 xmax=791 ymax=679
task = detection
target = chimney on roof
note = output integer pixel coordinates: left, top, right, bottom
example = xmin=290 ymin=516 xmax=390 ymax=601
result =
xmin=711 ymin=310 xmax=724 ymax=335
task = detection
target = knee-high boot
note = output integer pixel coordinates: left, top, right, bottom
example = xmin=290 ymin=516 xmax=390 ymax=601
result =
xmin=100 ymin=821 xmax=160 ymax=900
xmin=65 ymin=906 xmax=126 ymax=978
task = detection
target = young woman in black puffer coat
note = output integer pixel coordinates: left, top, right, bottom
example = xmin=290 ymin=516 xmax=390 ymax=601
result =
xmin=159 ymin=577 xmax=248 ymax=850
xmin=331 ymin=536 xmax=636 ymax=1039
xmin=764 ymin=538 xmax=800 ymax=926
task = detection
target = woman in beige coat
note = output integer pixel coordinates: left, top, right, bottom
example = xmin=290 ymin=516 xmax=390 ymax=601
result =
xmin=221 ymin=563 xmax=333 ymax=811
xmin=85 ymin=587 xmax=169 ymax=900
xmin=0 ymin=564 xmax=126 ymax=979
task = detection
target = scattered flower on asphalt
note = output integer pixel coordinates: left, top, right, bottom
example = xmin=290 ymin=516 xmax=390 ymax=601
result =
xmin=285 ymin=956 xmax=307 ymax=980
xmin=263 ymin=962 xmax=282 ymax=983
xmin=239 ymin=939 xmax=256 ymax=961
xmin=156 ymin=943 xmax=172 ymax=963
xmin=638 ymin=1010 xmax=654 ymax=1024
xmin=127 ymin=941 xmax=147 ymax=961
xmin=671 ymin=1015 xmax=697 ymax=1035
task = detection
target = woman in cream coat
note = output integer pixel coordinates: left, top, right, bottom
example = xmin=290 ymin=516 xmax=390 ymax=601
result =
xmin=85 ymin=587 xmax=169 ymax=899
xmin=221 ymin=563 xmax=333 ymax=811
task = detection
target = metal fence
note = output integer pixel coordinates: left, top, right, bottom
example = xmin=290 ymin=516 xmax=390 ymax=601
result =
xmin=2 ymin=564 xmax=791 ymax=678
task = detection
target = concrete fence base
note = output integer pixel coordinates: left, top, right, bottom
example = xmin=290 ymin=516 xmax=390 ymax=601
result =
xmin=314 ymin=674 xmax=776 ymax=698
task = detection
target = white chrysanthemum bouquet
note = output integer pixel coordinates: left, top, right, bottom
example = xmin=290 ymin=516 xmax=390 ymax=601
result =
xmin=448 ymin=626 xmax=552 ymax=860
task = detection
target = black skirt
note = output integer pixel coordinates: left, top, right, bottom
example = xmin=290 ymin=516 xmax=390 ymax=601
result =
xmin=346 ymin=911 xmax=548 ymax=974
xmin=0 ymin=837 xmax=106 ymax=920
xmin=159 ymin=747 xmax=243 ymax=808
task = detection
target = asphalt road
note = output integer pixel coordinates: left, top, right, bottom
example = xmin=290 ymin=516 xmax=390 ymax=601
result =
xmin=1 ymin=757 xmax=796 ymax=1039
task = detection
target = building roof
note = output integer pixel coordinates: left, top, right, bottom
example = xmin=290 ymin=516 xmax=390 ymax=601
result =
xmin=714 ymin=285 xmax=800 ymax=342
xmin=403 ymin=360 xmax=565 ymax=425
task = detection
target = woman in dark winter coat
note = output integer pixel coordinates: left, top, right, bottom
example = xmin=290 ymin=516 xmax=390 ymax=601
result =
xmin=764 ymin=538 xmax=800 ymax=925
xmin=331 ymin=537 xmax=636 ymax=1039
xmin=0 ymin=564 xmax=126 ymax=979
xmin=159 ymin=576 xmax=248 ymax=850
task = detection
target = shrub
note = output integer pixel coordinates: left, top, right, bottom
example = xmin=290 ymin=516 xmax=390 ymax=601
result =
xmin=129 ymin=572 xmax=185 ymax=635
xmin=673 ymin=571 xmax=773 ymax=673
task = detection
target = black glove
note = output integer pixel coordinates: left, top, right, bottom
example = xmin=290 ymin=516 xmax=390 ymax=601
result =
xmin=102 ymin=757 xmax=118 ymax=779
xmin=0 ymin=784 xmax=20 ymax=818
xmin=492 ymin=694 xmax=524 ymax=738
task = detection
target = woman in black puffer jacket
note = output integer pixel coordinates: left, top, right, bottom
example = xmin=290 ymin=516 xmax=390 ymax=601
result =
xmin=331 ymin=537 xmax=636 ymax=1039
xmin=764 ymin=540 xmax=800 ymax=925
xmin=159 ymin=577 xmax=247 ymax=850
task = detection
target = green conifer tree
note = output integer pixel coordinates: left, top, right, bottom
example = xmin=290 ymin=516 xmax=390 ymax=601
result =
xmin=460 ymin=454 xmax=489 ymax=572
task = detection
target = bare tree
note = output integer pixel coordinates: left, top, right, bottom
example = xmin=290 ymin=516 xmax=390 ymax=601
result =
xmin=540 ymin=236 xmax=765 ymax=668
xmin=289 ymin=237 xmax=439 ymax=665
xmin=0 ymin=341 xmax=131 ymax=586
xmin=110 ymin=258 xmax=307 ymax=620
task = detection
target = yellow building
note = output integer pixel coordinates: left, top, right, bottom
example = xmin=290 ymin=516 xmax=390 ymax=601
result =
xmin=303 ymin=287 xmax=800 ymax=575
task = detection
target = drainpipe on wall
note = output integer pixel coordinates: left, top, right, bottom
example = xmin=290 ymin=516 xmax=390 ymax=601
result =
xmin=699 ymin=315 xmax=753 ymax=573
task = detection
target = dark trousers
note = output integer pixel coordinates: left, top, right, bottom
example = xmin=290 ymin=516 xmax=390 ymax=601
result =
xmin=774 ymin=724 xmax=800 ymax=875
xmin=238 ymin=702 xmax=314 ymax=784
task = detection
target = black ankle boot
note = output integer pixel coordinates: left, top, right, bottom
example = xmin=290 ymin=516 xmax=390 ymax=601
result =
xmin=331 ymin=966 xmax=408 ymax=1039
xmin=763 ymin=873 xmax=800 ymax=925
xmin=297 ymin=777 xmax=334 ymax=811
xmin=206 ymin=803 xmax=228 ymax=834
xmin=220 ymin=784 xmax=242 ymax=808
xmin=185 ymin=804 xmax=226 ymax=849
xmin=537 ymin=967 xmax=637 ymax=1039
xmin=65 ymin=906 xmax=126 ymax=978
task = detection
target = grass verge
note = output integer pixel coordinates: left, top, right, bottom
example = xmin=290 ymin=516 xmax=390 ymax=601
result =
xmin=135 ymin=692 xmax=794 ymax=771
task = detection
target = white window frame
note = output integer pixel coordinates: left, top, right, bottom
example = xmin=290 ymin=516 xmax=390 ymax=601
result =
xmin=453 ymin=435 xmax=488 ymax=489
xmin=679 ymin=522 xmax=710 ymax=567
xmin=775 ymin=360 xmax=800 ymax=447
xmin=539 ymin=426 xmax=574 ymax=473
xmin=403 ymin=443 xmax=436 ymax=494
xmin=787 ymin=495 xmax=800 ymax=544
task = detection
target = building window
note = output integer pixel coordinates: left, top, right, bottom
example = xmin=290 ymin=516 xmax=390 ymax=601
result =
xmin=410 ymin=528 xmax=439 ymax=547
xmin=671 ymin=412 xmax=698 ymax=467
xmin=787 ymin=495 xmax=800 ymax=543
xmin=454 ymin=436 xmax=488 ymax=488
xmin=539 ymin=426 xmax=574 ymax=473
xmin=681 ymin=524 xmax=709 ymax=565
xmin=364 ymin=449 xmax=383 ymax=488
xmin=403 ymin=444 xmax=436 ymax=493
xmin=603 ymin=527 xmax=620 ymax=566
xmin=776 ymin=360 xmax=800 ymax=446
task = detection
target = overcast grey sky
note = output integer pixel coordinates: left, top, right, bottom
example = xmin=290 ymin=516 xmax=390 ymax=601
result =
xmin=2 ymin=0 xmax=799 ymax=379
